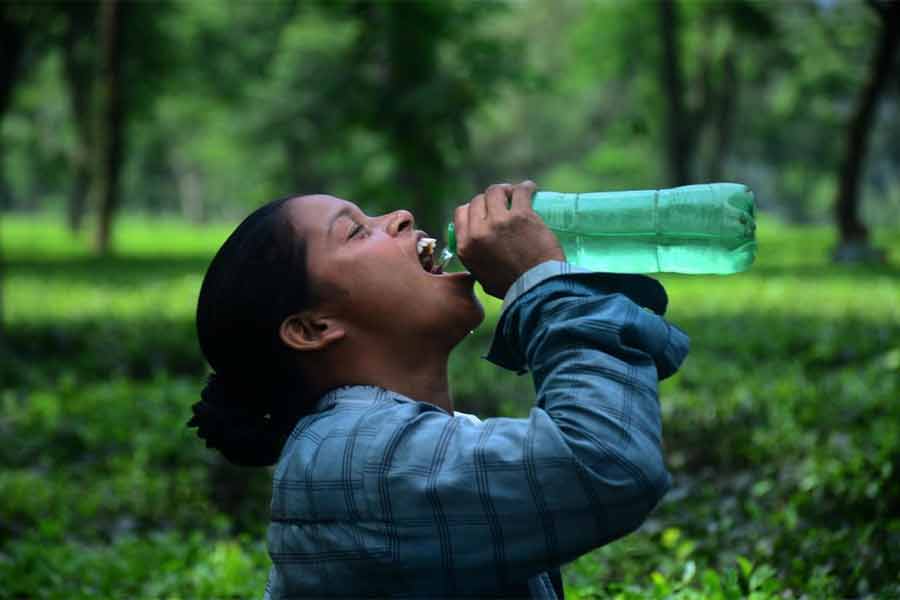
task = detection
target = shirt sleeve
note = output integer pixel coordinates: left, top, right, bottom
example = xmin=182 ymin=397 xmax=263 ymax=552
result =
xmin=497 ymin=260 xmax=670 ymax=317
xmin=361 ymin=263 xmax=689 ymax=594
xmin=487 ymin=260 xmax=685 ymax=379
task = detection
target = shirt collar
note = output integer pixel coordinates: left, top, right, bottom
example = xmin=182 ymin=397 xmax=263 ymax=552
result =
xmin=313 ymin=384 xmax=453 ymax=417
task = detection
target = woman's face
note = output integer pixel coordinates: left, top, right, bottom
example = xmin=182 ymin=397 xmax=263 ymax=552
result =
xmin=286 ymin=194 xmax=484 ymax=348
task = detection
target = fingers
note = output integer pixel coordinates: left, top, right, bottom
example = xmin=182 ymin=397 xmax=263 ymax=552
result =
xmin=510 ymin=180 xmax=537 ymax=212
xmin=469 ymin=192 xmax=487 ymax=221
xmin=484 ymin=183 xmax=512 ymax=218
xmin=456 ymin=181 xmax=537 ymax=255
xmin=467 ymin=193 xmax=489 ymax=241
xmin=453 ymin=203 xmax=470 ymax=252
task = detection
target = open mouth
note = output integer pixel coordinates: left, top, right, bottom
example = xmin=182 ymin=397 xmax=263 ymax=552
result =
xmin=416 ymin=236 xmax=444 ymax=275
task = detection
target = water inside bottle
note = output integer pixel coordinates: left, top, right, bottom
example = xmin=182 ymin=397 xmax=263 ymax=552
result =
xmin=541 ymin=183 xmax=756 ymax=275
xmin=555 ymin=234 xmax=756 ymax=275
xmin=437 ymin=246 xmax=454 ymax=271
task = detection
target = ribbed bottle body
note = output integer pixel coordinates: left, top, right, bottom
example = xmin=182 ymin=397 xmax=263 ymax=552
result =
xmin=532 ymin=183 xmax=756 ymax=274
xmin=444 ymin=183 xmax=757 ymax=275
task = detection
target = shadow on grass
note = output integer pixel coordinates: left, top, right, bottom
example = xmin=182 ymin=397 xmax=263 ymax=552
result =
xmin=1 ymin=317 xmax=206 ymax=387
xmin=736 ymin=261 xmax=900 ymax=280
xmin=6 ymin=254 xmax=215 ymax=285
xmin=4 ymin=307 xmax=897 ymax=392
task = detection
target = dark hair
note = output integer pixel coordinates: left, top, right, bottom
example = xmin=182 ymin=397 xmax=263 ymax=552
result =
xmin=187 ymin=196 xmax=319 ymax=467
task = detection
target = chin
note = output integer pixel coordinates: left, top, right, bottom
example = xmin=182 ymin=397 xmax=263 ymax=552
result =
xmin=445 ymin=294 xmax=485 ymax=344
xmin=462 ymin=295 xmax=486 ymax=330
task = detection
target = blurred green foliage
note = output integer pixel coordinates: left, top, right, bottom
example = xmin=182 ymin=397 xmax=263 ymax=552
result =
xmin=3 ymin=0 xmax=900 ymax=596
xmin=3 ymin=0 xmax=900 ymax=231
xmin=1 ymin=215 xmax=898 ymax=598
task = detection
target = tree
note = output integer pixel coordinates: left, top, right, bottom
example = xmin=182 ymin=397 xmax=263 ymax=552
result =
xmin=833 ymin=0 xmax=899 ymax=262
xmin=234 ymin=2 xmax=519 ymax=235
xmin=92 ymin=0 xmax=124 ymax=255
xmin=0 ymin=7 xmax=27 ymax=123
xmin=60 ymin=2 xmax=97 ymax=233
xmin=658 ymin=0 xmax=778 ymax=187
xmin=0 ymin=2 xmax=96 ymax=235
xmin=0 ymin=2 xmax=30 ymax=338
xmin=377 ymin=3 xmax=484 ymax=233
xmin=658 ymin=0 xmax=691 ymax=186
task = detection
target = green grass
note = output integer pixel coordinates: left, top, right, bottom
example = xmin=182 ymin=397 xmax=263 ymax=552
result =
xmin=2 ymin=213 xmax=899 ymax=598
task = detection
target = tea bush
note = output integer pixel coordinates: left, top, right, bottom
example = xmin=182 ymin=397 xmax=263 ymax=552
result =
xmin=1 ymin=215 xmax=898 ymax=598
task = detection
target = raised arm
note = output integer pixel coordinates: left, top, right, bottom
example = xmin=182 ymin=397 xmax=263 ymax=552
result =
xmin=361 ymin=264 xmax=689 ymax=595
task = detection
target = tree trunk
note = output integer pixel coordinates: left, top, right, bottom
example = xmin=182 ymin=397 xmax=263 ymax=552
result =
xmin=174 ymin=163 xmax=205 ymax=224
xmin=0 ymin=6 xmax=27 ymax=340
xmin=659 ymin=0 xmax=691 ymax=186
xmin=833 ymin=1 xmax=899 ymax=258
xmin=62 ymin=5 xmax=96 ymax=234
xmin=93 ymin=0 xmax=124 ymax=255
xmin=0 ymin=8 xmax=25 ymax=118
xmin=384 ymin=3 xmax=449 ymax=237
xmin=707 ymin=48 xmax=737 ymax=181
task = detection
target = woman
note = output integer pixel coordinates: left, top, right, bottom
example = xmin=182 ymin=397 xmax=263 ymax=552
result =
xmin=188 ymin=181 xmax=689 ymax=599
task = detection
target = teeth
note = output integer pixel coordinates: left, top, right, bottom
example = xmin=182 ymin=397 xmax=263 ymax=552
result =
xmin=416 ymin=237 xmax=438 ymax=274
xmin=416 ymin=237 xmax=437 ymax=257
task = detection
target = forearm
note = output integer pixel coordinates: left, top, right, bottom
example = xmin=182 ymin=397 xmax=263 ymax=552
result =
xmin=486 ymin=261 xmax=689 ymax=517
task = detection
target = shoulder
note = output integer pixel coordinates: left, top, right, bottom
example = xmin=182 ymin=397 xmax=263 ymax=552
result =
xmin=270 ymin=389 xmax=469 ymax=521
xmin=454 ymin=410 xmax=483 ymax=425
xmin=274 ymin=389 xmax=460 ymax=478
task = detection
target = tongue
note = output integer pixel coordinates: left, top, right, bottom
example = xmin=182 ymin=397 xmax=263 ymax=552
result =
xmin=421 ymin=252 xmax=434 ymax=273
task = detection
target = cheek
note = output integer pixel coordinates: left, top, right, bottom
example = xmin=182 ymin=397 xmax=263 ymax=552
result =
xmin=331 ymin=259 xmax=419 ymax=317
xmin=347 ymin=255 xmax=411 ymax=295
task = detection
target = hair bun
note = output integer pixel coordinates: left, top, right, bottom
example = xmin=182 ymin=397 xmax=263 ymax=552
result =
xmin=186 ymin=373 xmax=285 ymax=467
xmin=187 ymin=372 xmax=240 ymax=444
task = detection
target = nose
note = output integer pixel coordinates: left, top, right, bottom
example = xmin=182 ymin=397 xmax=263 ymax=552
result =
xmin=385 ymin=209 xmax=415 ymax=237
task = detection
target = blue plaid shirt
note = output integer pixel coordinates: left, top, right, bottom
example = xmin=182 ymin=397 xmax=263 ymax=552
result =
xmin=264 ymin=261 xmax=690 ymax=599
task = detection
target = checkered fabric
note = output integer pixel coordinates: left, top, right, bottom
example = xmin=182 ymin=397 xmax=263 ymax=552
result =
xmin=264 ymin=261 xmax=690 ymax=599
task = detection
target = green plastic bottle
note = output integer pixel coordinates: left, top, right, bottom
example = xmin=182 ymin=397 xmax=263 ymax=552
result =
xmin=442 ymin=182 xmax=757 ymax=275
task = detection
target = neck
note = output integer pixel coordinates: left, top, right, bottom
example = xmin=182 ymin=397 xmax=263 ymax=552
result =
xmin=368 ymin=359 xmax=453 ymax=414
xmin=311 ymin=337 xmax=455 ymax=414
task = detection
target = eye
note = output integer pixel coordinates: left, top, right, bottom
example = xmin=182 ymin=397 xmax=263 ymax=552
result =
xmin=348 ymin=222 xmax=366 ymax=239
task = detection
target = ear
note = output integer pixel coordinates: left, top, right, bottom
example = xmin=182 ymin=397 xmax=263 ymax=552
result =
xmin=279 ymin=312 xmax=346 ymax=352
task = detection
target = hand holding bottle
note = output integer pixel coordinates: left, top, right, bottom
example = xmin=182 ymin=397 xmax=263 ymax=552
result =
xmin=453 ymin=181 xmax=565 ymax=299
